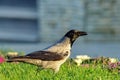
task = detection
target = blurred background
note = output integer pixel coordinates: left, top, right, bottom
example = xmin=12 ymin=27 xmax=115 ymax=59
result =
xmin=0 ymin=0 xmax=119 ymax=58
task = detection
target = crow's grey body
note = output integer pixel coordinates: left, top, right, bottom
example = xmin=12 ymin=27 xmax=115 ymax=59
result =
xmin=7 ymin=29 xmax=87 ymax=73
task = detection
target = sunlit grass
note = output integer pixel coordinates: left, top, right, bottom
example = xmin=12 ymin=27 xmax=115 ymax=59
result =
xmin=0 ymin=49 xmax=120 ymax=80
xmin=0 ymin=60 xmax=120 ymax=80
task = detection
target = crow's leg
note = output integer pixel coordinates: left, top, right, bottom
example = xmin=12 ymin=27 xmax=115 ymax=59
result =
xmin=35 ymin=67 xmax=43 ymax=75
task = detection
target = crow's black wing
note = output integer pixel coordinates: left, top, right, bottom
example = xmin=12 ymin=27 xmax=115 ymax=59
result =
xmin=26 ymin=51 xmax=65 ymax=61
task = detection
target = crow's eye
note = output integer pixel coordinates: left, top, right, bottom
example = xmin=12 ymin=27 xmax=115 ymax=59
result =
xmin=70 ymin=32 xmax=74 ymax=36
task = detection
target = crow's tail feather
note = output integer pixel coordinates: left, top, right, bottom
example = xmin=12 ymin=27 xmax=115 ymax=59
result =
xmin=7 ymin=56 xmax=29 ymax=62
xmin=7 ymin=56 xmax=42 ymax=66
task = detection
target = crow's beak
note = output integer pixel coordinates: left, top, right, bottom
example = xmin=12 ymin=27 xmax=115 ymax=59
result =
xmin=78 ymin=31 xmax=88 ymax=36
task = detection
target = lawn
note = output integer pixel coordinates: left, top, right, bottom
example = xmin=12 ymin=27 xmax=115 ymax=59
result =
xmin=0 ymin=50 xmax=120 ymax=80
xmin=0 ymin=60 xmax=120 ymax=80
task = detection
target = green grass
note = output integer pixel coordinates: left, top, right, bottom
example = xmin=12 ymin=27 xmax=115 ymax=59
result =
xmin=0 ymin=61 xmax=120 ymax=80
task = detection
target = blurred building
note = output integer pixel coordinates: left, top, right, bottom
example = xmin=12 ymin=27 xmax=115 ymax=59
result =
xmin=0 ymin=0 xmax=120 ymax=43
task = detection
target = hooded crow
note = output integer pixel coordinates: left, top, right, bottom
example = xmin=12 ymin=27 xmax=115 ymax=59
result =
xmin=7 ymin=29 xmax=87 ymax=73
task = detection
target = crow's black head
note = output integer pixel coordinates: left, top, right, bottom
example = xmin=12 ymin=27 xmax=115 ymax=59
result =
xmin=65 ymin=29 xmax=87 ymax=46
